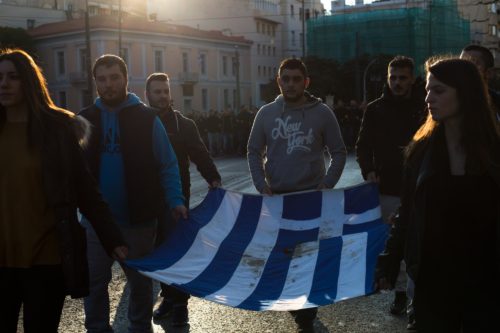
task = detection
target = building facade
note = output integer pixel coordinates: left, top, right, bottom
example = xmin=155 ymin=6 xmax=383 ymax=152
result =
xmin=311 ymin=0 xmax=471 ymax=70
xmin=148 ymin=0 xmax=324 ymax=106
xmin=29 ymin=15 xmax=252 ymax=113
xmin=329 ymin=0 xmax=499 ymax=66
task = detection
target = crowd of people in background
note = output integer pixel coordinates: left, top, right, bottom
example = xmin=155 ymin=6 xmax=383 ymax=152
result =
xmin=182 ymin=99 xmax=368 ymax=158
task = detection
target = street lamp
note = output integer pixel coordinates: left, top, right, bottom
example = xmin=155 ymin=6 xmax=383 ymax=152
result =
xmin=363 ymin=57 xmax=378 ymax=103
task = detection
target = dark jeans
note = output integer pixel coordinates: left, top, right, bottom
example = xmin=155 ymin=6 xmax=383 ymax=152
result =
xmin=0 ymin=265 xmax=66 ymax=333
xmin=159 ymin=283 xmax=190 ymax=306
xmin=290 ymin=307 xmax=318 ymax=325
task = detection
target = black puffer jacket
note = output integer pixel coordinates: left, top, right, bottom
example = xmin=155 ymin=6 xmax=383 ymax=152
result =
xmin=356 ymin=84 xmax=426 ymax=196
xmin=41 ymin=111 xmax=125 ymax=298
xmin=157 ymin=109 xmax=221 ymax=204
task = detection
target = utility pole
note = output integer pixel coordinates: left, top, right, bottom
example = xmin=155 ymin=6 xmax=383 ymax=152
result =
xmin=427 ymin=0 xmax=432 ymax=57
xmin=301 ymin=0 xmax=305 ymax=58
xmin=234 ymin=46 xmax=241 ymax=113
xmin=85 ymin=0 xmax=93 ymax=105
xmin=355 ymin=32 xmax=361 ymax=101
xmin=363 ymin=58 xmax=378 ymax=103
xmin=118 ymin=0 xmax=122 ymax=57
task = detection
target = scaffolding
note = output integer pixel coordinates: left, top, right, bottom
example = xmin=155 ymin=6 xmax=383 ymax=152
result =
xmin=307 ymin=0 xmax=470 ymax=70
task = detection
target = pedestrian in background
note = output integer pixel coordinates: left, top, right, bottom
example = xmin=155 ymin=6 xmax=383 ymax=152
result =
xmin=0 ymin=48 xmax=127 ymax=333
xmin=145 ymin=72 xmax=221 ymax=327
xmin=381 ymin=57 xmax=500 ymax=332
xmin=460 ymin=44 xmax=500 ymax=120
xmin=356 ymin=56 xmax=426 ymax=328
xmin=79 ymin=55 xmax=187 ymax=333
xmin=248 ymin=58 xmax=346 ymax=333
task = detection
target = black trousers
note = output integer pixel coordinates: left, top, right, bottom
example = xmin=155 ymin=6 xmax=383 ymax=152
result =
xmin=0 ymin=265 xmax=66 ymax=333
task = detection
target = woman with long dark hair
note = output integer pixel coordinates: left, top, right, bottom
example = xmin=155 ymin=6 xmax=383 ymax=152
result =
xmin=399 ymin=57 xmax=500 ymax=332
xmin=0 ymin=48 xmax=127 ymax=332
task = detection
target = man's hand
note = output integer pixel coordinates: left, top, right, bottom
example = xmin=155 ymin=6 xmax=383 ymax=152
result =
xmin=316 ymin=183 xmax=327 ymax=190
xmin=111 ymin=246 xmax=128 ymax=261
xmin=172 ymin=205 xmax=188 ymax=222
xmin=209 ymin=180 xmax=221 ymax=189
xmin=366 ymin=171 xmax=380 ymax=183
xmin=374 ymin=277 xmax=392 ymax=291
xmin=261 ymin=185 xmax=273 ymax=196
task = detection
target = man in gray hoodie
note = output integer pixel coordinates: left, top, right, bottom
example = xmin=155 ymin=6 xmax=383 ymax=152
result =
xmin=247 ymin=58 xmax=346 ymax=333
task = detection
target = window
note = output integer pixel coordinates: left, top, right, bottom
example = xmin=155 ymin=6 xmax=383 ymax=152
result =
xmin=183 ymin=99 xmax=192 ymax=112
xmin=58 ymin=91 xmax=67 ymax=108
xmin=121 ymin=48 xmax=129 ymax=67
xmin=56 ymin=50 xmax=65 ymax=76
xmin=291 ymin=5 xmax=295 ymax=17
xmin=491 ymin=24 xmax=497 ymax=36
xmin=79 ymin=48 xmax=88 ymax=74
xmin=273 ymin=47 xmax=276 ymax=56
xmin=232 ymin=57 xmax=236 ymax=76
xmin=81 ymin=90 xmax=90 ymax=108
xmin=299 ymin=8 xmax=304 ymax=21
xmin=27 ymin=19 xmax=35 ymax=30
xmin=202 ymin=88 xmax=208 ymax=111
xmin=200 ymin=53 xmax=207 ymax=75
xmin=154 ymin=50 xmax=163 ymax=72
xmin=222 ymin=56 xmax=228 ymax=76
xmin=182 ymin=52 xmax=189 ymax=73
xmin=257 ymin=22 xmax=260 ymax=33
xmin=258 ymin=65 xmax=261 ymax=76
xmin=291 ymin=31 xmax=296 ymax=46
xmin=257 ymin=44 xmax=260 ymax=55
xmin=305 ymin=8 xmax=311 ymax=20
xmin=223 ymin=89 xmax=229 ymax=107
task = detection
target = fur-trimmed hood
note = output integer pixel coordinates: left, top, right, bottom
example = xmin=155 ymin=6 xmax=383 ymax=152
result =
xmin=70 ymin=114 xmax=92 ymax=148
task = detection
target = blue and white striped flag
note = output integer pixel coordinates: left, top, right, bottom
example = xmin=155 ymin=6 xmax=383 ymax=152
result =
xmin=126 ymin=182 xmax=388 ymax=311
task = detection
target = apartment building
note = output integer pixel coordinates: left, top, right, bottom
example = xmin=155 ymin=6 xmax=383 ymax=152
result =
xmin=148 ymin=0 xmax=324 ymax=105
xmin=29 ymin=15 xmax=252 ymax=113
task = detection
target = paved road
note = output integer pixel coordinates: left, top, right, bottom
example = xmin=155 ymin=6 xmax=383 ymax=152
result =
xmin=53 ymin=154 xmax=408 ymax=333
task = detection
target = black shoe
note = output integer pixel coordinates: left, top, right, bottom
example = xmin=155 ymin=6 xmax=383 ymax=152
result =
xmin=297 ymin=321 xmax=315 ymax=333
xmin=389 ymin=291 xmax=407 ymax=315
xmin=171 ymin=306 xmax=189 ymax=327
xmin=153 ymin=299 xmax=173 ymax=320
xmin=406 ymin=302 xmax=417 ymax=331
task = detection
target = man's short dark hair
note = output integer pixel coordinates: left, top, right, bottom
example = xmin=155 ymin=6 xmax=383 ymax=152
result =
xmin=388 ymin=55 xmax=414 ymax=73
xmin=146 ymin=72 xmax=170 ymax=91
xmin=92 ymin=54 xmax=128 ymax=78
xmin=462 ymin=44 xmax=494 ymax=69
xmin=278 ymin=58 xmax=308 ymax=78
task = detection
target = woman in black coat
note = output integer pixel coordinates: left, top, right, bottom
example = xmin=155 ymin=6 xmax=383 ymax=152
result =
xmin=0 ymin=49 xmax=127 ymax=333
xmin=377 ymin=57 xmax=500 ymax=332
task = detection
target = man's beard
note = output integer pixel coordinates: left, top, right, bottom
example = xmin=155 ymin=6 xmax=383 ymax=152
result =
xmin=283 ymin=92 xmax=304 ymax=103
xmin=99 ymin=90 xmax=127 ymax=107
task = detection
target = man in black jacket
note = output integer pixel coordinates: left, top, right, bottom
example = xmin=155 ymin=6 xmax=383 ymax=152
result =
xmin=460 ymin=44 xmax=500 ymax=121
xmin=145 ymin=73 xmax=221 ymax=326
xmin=356 ymin=56 xmax=425 ymax=325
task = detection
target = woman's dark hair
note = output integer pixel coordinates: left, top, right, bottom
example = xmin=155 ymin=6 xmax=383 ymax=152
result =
xmin=0 ymin=48 xmax=74 ymax=146
xmin=407 ymin=56 xmax=500 ymax=168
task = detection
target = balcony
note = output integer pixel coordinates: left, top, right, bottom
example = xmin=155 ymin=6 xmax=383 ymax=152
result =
xmin=178 ymin=72 xmax=199 ymax=84
xmin=69 ymin=71 xmax=87 ymax=84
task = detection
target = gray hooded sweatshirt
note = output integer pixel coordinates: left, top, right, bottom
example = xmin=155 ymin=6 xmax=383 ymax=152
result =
xmin=248 ymin=93 xmax=346 ymax=193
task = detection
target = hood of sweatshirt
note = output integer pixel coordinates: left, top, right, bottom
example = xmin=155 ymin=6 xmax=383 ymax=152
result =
xmin=95 ymin=93 xmax=143 ymax=113
xmin=272 ymin=91 xmax=323 ymax=117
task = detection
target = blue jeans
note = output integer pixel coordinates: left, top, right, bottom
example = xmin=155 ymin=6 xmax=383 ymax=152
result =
xmin=82 ymin=220 xmax=157 ymax=333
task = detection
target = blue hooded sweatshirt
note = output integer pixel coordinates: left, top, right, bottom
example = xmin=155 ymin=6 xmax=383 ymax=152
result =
xmin=95 ymin=93 xmax=183 ymax=227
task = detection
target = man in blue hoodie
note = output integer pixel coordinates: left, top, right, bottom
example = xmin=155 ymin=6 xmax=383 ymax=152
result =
xmin=79 ymin=54 xmax=187 ymax=333
xmin=247 ymin=58 xmax=346 ymax=333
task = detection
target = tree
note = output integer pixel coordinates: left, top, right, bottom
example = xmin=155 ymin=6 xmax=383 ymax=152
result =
xmin=0 ymin=27 xmax=36 ymax=54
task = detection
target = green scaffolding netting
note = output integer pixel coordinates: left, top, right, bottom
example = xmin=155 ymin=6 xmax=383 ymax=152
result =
xmin=307 ymin=0 xmax=470 ymax=70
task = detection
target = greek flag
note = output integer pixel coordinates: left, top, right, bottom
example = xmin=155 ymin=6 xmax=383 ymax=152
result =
xmin=126 ymin=182 xmax=388 ymax=311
